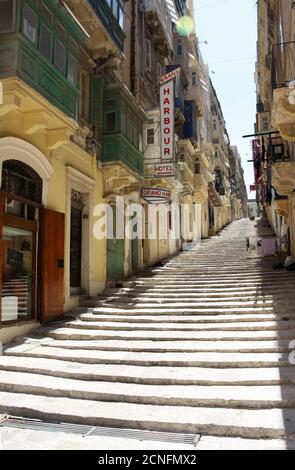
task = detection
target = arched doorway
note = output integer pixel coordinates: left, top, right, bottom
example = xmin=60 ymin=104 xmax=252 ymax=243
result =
xmin=0 ymin=139 xmax=64 ymax=325
xmin=0 ymin=160 xmax=42 ymax=322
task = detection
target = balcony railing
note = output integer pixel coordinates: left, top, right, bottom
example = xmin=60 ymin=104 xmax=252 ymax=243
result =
xmin=271 ymin=41 xmax=295 ymax=90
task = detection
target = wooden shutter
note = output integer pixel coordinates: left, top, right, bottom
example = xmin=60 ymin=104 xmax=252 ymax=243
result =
xmin=90 ymin=75 xmax=104 ymax=128
xmin=38 ymin=208 xmax=65 ymax=323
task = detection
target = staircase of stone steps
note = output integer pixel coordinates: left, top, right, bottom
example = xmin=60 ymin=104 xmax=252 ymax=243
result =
xmin=0 ymin=219 xmax=295 ymax=445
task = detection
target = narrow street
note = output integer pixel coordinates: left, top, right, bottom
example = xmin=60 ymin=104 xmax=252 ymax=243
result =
xmin=1 ymin=218 xmax=295 ymax=449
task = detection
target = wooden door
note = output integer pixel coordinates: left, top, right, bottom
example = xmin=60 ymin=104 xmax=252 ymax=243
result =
xmin=39 ymin=208 xmax=65 ymax=323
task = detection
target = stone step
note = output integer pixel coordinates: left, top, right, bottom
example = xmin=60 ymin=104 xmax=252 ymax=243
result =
xmin=35 ymin=337 xmax=293 ymax=353
xmin=2 ymin=356 xmax=295 ymax=386
xmin=98 ymin=300 xmax=275 ymax=308
xmin=80 ymin=313 xmax=285 ymax=323
xmin=104 ymin=293 xmax=275 ymax=300
xmin=0 ymin=391 xmax=294 ymax=439
xmin=4 ymin=345 xmax=291 ymax=368
xmin=32 ymin=326 xmax=295 ymax=342
xmin=67 ymin=319 xmax=295 ymax=332
xmin=90 ymin=307 xmax=276 ymax=315
xmin=0 ymin=370 xmax=295 ymax=409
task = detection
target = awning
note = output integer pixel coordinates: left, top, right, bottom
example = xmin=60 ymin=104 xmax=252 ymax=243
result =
xmin=208 ymin=182 xmax=223 ymax=207
xmin=164 ymin=0 xmax=180 ymax=24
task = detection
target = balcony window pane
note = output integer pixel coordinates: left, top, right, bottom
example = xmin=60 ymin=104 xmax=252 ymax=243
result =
xmin=68 ymin=53 xmax=78 ymax=84
xmin=133 ymin=126 xmax=138 ymax=149
xmin=54 ymin=40 xmax=66 ymax=75
xmin=119 ymin=5 xmax=124 ymax=29
xmin=127 ymin=118 xmax=132 ymax=142
xmin=147 ymin=128 xmax=154 ymax=145
xmin=56 ymin=21 xmax=66 ymax=40
xmin=106 ymin=111 xmax=116 ymax=133
xmin=139 ymin=134 xmax=143 ymax=152
xmin=112 ymin=0 xmax=118 ymax=18
xmin=39 ymin=24 xmax=52 ymax=61
xmin=23 ymin=3 xmax=37 ymax=44
xmin=42 ymin=4 xmax=52 ymax=26
xmin=0 ymin=0 xmax=15 ymax=33
xmin=121 ymin=112 xmax=127 ymax=136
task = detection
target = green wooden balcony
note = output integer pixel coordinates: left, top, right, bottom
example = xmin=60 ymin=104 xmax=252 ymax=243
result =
xmin=0 ymin=35 xmax=79 ymax=119
xmin=102 ymin=134 xmax=144 ymax=176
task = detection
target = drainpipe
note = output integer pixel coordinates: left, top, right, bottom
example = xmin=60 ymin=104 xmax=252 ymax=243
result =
xmin=131 ymin=0 xmax=137 ymax=96
xmin=140 ymin=0 xmax=146 ymax=79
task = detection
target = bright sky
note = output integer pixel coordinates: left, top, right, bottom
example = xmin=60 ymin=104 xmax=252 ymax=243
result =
xmin=194 ymin=0 xmax=257 ymax=197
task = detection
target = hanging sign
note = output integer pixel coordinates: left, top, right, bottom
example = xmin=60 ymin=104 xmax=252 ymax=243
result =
xmin=159 ymin=68 xmax=180 ymax=177
xmin=141 ymin=188 xmax=172 ymax=204
xmin=155 ymin=162 xmax=175 ymax=177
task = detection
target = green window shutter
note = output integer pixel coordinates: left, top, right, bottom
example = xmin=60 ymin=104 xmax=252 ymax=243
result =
xmin=90 ymin=75 xmax=104 ymax=127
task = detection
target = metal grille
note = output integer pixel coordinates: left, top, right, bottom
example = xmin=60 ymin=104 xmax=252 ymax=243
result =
xmin=1 ymin=160 xmax=43 ymax=203
xmin=0 ymin=416 xmax=199 ymax=446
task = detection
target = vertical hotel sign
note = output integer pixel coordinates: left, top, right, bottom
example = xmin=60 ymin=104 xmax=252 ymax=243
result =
xmin=155 ymin=68 xmax=181 ymax=177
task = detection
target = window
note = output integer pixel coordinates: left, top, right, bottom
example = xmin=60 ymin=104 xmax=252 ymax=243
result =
xmin=139 ymin=133 xmax=143 ymax=153
xmin=195 ymin=159 xmax=200 ymax=174
xmin=39 ymin=24 xmax=52 ymax=61
xmin=106 ymin=112 xmax=116 ymax=133
xmin=54 ymin=40 xmax=66 ymax=75
xmin=145 ymin=39 xmax=151 ymax=71
xmin=21 ymin=2 xmax=80 ymax=86
xmin=119 ymin=5 xmax=124 ymax=29
xmin=133 ymin=125 xmax=138 ymax=149
xmin=23 ymin=3 xmax=37 ymax=44
xmin=106 ymin=0 xmax=124 ymax=29
xmin=112 ymin=0 xmax=118 ymax=17
xmin=177 ymin=40 xmax=183 ymax=56
xmin=67 ymin=53 xmax=78 ymax=84
xmin=147 ymin=128 xmax=154 ymax=145
xmin=192 ymin=72 xmax=197 ymax=86
xmin=127 ymin=117 xmax=133 ymax=142
xmin=121 ymin=110 xmax=127 ymax=137
xmin=0 ymin=0 xmax=15 ymax=33
xmin=42 ymin=4 xmax=52 ymax=26
xmin=56 ymin=21 xmax=66 ymax=40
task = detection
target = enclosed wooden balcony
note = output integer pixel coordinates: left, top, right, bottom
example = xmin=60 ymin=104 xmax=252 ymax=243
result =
xmin=64 ymin=0 xmax=126 ymax=58
xmin=144 ymin=0 xmax=173 ymax=56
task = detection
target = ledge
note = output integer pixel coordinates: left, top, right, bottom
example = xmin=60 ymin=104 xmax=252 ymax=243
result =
xmin=272 ymin=161 xmax=295 ymax=195
xmin=272 ymin=86 xmax=295 ymax=141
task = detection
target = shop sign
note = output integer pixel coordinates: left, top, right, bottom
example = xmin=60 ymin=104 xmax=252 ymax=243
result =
xmin=141 ymin=188 xmax=172 ymax=204
xmin=155 ymin=163 xmax=175 ymax=177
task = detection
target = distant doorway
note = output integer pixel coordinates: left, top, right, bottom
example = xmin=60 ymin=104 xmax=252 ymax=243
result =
xmin=70 ymin=190 xmax=83 ymax=294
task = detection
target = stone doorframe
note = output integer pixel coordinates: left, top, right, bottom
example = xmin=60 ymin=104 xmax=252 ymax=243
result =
xmin=65 ymin=166 xmax=95 ymax=308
